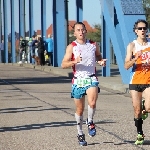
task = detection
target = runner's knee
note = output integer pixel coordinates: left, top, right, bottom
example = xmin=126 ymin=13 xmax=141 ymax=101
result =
xmin=76 ymin=107 xmax=84 ymax=116
xmin=88 ymin=99 xmax=96 ymax=108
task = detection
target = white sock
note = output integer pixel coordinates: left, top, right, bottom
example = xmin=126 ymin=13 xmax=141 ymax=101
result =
xmin=75 ymin=113 xmax=83 ymax=135
xmin=88 ymin=105 xmax=96 ymax=123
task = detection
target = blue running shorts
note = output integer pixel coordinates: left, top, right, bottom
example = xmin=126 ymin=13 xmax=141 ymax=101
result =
xmin=71 ymin=81 xmax=99 ymax=99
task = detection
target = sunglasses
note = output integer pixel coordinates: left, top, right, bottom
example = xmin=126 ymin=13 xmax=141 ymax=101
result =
xmin=136 ymin=27 xmax=147 ymax=30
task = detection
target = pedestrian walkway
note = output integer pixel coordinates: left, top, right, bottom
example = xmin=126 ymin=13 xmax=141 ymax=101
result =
xmin=12 ymin=63 xmax=129 ymax=94
xmin=0 ymin=64 xmax=150 ymax=150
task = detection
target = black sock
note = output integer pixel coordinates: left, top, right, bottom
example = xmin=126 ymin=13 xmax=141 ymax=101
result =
xmin=134 ymin=118 xmax=143 ymax=135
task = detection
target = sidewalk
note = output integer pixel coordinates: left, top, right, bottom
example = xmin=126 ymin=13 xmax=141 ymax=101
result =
xmin=4 ymin=63 xmax=129 ymax=94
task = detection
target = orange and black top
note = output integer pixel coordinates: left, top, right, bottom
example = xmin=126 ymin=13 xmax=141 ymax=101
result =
xmin=130 ymin=40 xmax=150 ymax=84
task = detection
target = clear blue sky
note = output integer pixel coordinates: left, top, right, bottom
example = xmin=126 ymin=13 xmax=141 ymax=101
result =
xmin=1 ymin=0 xmax=102 ymax=34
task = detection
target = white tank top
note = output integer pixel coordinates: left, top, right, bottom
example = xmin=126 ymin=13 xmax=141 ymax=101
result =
xmin=133 ymin=40 xmax=150 ymax=53
xmin=71 ymin=40 xmax=96 ymax=78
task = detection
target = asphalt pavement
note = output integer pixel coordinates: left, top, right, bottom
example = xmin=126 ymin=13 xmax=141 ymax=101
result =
xmin=0 ymin=64 xmax=150 ymax=150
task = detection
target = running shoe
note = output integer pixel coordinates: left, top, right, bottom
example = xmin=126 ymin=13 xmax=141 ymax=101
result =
xmin=135 ymin=134 xmax=144 ymax=145
xmin=86 ymin=119 xmax=96 ymax=137
xmin=77 ymin=134 xmax=87 ymax=146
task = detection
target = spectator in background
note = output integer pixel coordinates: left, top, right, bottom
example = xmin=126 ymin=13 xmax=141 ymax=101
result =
xmin=147 ymin=33 xmax=150 ymax=42
xmin=31 ymin=35 xmax=38 ymax=64
xmin=45 ymin=34 xmax=53 ymax=66
xmin=37 ymin=37 xmax=45 ymax=66
xmin=28 ymin=38 xmax=32 ymax=63
xmin=18 ymin=36 xmax=27 ymax=64
xmin=0 ymin=40 xmax=4 ymax=63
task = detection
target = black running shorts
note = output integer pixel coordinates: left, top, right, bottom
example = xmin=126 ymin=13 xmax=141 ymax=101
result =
xmin=129 ymin=84 xmax=150 ymax=92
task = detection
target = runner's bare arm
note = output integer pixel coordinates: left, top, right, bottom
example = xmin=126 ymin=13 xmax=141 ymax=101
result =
xmin=124 ymin=42 xmax=137 ymax=70
xmin=95 ymin=43 xmax=102 ymax=61
xmin=61 ymin=44 xmax=80 ymax=69
xmin=95 ymin=42 xmax=107 ymax=66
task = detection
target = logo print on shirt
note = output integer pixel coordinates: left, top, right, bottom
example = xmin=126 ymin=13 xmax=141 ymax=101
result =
xmin=141 ymin=51 xmax=150 ymax=63
xmin=140 ymin=51 xmax=150 ymax=70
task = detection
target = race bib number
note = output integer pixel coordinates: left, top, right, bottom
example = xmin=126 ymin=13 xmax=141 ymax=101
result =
xmin=76 ymin=78 xmax=92 ymax=87
xmin=140 ymin=51 xmax=150 ymax=70
xmin=140 ymin=51 xmax=150 ymax=60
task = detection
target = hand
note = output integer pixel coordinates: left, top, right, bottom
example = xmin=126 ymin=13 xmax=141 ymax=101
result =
xmin=135 ymin=50 xmax=142 ymax=60
xmin=98 ymin=59 xmax=107 ymax=66
xmin=75 ymin=54 xmax=82 ymax=64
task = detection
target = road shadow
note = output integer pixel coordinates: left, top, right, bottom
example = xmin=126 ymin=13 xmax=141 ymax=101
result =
xmin=94 ymin=120 xmax=116 ymax=124
xmin=0 ymin=106 xmax=70 ymax=114
xmin=88 ymin=142 xmax=100 ymax=146
xmin=0 ymin=119 xmax=117 ymax=132
xmin=0 ymin=106 xmax=43 ymax=111
xmin=0 ymin=121 xmax=77 ymax=132
xmin=0 ymin=76 xmax=72 ymax=85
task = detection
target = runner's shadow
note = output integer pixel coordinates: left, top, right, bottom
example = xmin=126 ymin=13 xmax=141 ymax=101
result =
xmin=143 ymin=140 xmax=150 ymax=145
xmin=103 ymin=142 xmax=114 ymax=144
xmin=114 ymin=142 xmax=127 ymax=145
xmin=95 ymin=120 xmax=116 ymax=124
xmin=124 ymin=140 xmax=150 ymax=145
xmin=88 ymin=142 xmax=100 ymax=146
xmin=124 ymin=140 xmax=135 ymax=144
xmin=103 ymin=141 xmax=127 ymax=145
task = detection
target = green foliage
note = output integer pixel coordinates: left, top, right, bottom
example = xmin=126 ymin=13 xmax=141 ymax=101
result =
xmin=143 ymin=0 xmax=150 ymax=29
xmin=143 ymin=0 xmax=150 ymax=8
xmin=86 ymin=24 xmax=101 ymax=42
xmin=69 ymin=30 xmax=76 ymax=43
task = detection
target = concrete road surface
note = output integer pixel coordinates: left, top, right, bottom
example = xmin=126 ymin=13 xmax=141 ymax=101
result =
xmin=0 ymin=65 xmax=150 ymax=150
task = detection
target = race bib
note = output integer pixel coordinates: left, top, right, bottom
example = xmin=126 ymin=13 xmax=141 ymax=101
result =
xmin=76 ymin=78 xmax=92 ymax=87
xmin=140 ymin=51 xmax=150 ymax=70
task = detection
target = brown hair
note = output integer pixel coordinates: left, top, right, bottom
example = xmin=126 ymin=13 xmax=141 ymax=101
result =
xmin=73 ymin=22 xmax=86 ymax=31
xmin=133 ymin=19 xmax=148 ymax=32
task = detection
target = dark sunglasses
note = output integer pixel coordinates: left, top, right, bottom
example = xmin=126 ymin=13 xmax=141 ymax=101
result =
xmin=136 ymin=27 xmax=147 ymax=30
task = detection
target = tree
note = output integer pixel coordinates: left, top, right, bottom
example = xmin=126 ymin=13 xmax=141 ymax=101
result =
xmin=143 ymin=0 xmax=150 ymax=29
xmin=86 ymin=24 xmax=101 ymax=43
xmin=69 ymin=30 xmax=76 ymax=43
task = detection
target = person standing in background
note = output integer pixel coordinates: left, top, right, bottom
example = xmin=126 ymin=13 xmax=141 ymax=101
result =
xmin=45 ymin=34 xmax=53 ymax=66
xmin=147 ymin=33 xmax=150 ymax=42
xmin=37 ymin=37 xmax=45 ymax=66
xmin=28 ymin=38 xmax=32 ymax=63
xmin=31 ymin=35 xmax=38 ymax=64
